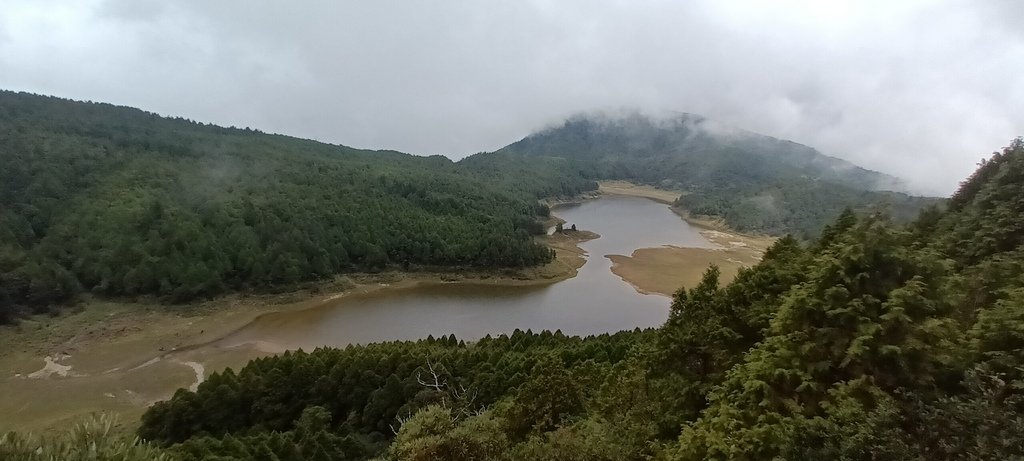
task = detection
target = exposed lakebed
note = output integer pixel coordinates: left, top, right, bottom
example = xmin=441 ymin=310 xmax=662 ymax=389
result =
xmin=218 ymin=195 xmax=717 ymax=350
xmin=1 ymin=194 xmax=729 ymax=431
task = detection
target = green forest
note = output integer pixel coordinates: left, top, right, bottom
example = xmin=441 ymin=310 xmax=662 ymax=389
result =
xmin=0 ymin=93 xmax=940 ymax=324
xmin=0 ymin=91 xmax=595 ymax=321
xmin=2 ymin=91 xmax=1020 ymax=459
xmin=491 ymin=112 xmax=939 ymax=237
xmin=5 ymin=139 xmax=1020 ymax=460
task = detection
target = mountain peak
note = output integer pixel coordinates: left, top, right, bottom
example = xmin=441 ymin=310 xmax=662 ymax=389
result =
xmin=506 ymin=110 xmax=906 ymax=193
xmin=481 ymin=110 xmax=933 ymax=237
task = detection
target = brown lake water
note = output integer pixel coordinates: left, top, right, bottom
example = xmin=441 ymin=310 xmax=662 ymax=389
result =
xmin=219 ymin=196 xmax=715 ymax=350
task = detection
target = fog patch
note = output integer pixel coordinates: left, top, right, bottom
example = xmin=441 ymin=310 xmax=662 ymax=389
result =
xmin=0 ymin=1 xmax=1020 ymax=194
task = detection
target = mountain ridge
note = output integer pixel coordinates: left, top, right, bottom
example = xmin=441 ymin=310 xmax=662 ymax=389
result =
xmin=478 ymin=109 xmax=937 ymax=237
xmin=507 ymin=109 xmax=907 ymax=191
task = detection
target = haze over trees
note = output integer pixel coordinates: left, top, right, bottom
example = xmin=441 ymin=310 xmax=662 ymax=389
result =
xmin=484 ymin=111 xmax=939 ymax=237
xmin=94 ymin=139 xmax=1024 ymax=459
xmin=0 ymin=91 xmax=595 ymax=320
xmin=1 ymin=92 xmax=941 ymax=325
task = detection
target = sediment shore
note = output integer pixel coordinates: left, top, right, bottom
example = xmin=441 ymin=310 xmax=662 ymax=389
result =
xmin=0 ymin=180 xmax=768 ymax=432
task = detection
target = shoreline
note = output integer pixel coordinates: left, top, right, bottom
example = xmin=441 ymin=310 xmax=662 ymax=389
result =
xmin=0 ymin=228 xmax=598 ymax=433
xmin=0 ymin=179 xmax=766 ymax=432
xmin=597 ymin=180 xmax=776 ymax=296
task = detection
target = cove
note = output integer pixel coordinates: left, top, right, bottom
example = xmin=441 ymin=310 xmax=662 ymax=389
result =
xmin=220 ymin=195 xmax=715 ymax=351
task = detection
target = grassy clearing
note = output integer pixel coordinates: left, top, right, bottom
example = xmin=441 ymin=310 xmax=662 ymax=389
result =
xmin=598 ymin=180 xmax=682 ymax=204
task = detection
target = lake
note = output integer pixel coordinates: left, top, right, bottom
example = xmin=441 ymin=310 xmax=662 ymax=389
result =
xmin=218 ymin=195 xmax=715 ymax=350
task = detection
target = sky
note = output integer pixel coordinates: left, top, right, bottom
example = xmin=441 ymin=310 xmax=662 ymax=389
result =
xmin=1 ymin=0 xmax=1021 ymax=195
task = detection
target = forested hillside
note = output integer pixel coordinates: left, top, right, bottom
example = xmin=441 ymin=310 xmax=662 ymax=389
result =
xmin=111 ymin=139 xmax=1024 ymax=460
xmin=0 ymin=91 xmax=595 ymax=321
xmin=0 ymin=92 xmax=935 ymax=322
xmin=484 ymin=112 xmax=939 ymax=237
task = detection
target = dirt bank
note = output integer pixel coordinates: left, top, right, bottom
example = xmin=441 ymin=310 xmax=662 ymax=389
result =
xmin=598 ymin=180 xmax=682 ymax=204
xmin=607 ymin=229 xmax=774 ymax=297
xmin=597 ymin=180 xmax=776 ymax=297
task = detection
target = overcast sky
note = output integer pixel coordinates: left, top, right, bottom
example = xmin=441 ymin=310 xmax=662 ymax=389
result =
xmin=1 ymin=1 xmax=1021 ymax=195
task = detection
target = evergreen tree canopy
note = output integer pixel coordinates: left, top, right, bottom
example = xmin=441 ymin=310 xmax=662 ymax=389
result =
xmin=0 ymin=91 xmax=595 ymax=319
xmin=483 ymin=112 xmax=941 ymax=238
xmin=128 ymin=138 xmax=1024 ymax=460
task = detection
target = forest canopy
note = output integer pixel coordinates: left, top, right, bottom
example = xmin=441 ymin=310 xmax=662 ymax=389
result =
xmin=1 ymin=90 xmax=1021 ymax=459
xmin=488 ymin=112 xmax=940 ymax=237
xmin=117 ymin=139 xmax=1024 ymax=460
xmin=0 ymin=93 xmax=937 ymax=322
xmin=0 ymin=91 xmax=595 ymax=320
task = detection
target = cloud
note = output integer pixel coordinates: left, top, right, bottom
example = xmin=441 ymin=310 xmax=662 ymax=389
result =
xmin=0 ymin=0 xmax=1021 ymax=195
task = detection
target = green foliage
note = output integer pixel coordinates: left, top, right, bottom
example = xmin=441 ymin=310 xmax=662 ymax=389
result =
xmin=388 ymin=373 xmax=659 ymax=461
xmin=661 ymin=141 xmax=1024 ymax=459
xmin=506 ymin=418 xmax=637 ymax=461
xmin=969 ymin=288 xmax=1024 ymax=398
xmin=10 ymin=92 xmax=1020 ymax=459
xmin=388 ymin=405 xmax=509 ymax=461
xmin=0 ymin=414 xmax=174 ymax=461
xmin=488 ymin=111 xmax=940 ymax=238
xmin=941 ymin=138 xmax=1024 ymax=265
xmin=132 ymin=139 xmax=1024 ymax=460
xmin=173 ymin=406 xmax=373 ymax=461
xmin=652 ymin=236 xmax=811 ymax=427
xmin=0 ymin=91 xmax=594 ymax=320
xmin=674 ymin=217 xmax=961 ymax=459
xmin=502 ymin=354 xmax=585 ymax=438
xmin=679 ymin=177 xmax=936 ymax=239
xmin=139 ymin=330 xmax=644 ymax=456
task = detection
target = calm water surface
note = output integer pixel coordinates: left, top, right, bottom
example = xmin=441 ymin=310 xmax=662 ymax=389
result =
xmin=222 ymin=196 xmax=714 ymax=350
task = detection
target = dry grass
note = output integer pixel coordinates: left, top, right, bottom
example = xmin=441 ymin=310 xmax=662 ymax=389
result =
xmin=598 ymin=180 xmax=682 ymax=204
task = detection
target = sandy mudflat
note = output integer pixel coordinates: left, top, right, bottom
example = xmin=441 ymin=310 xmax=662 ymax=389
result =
xmin=608 ymin=227 xmax=775 ymax=297
xmin=598 ymin=180 xmax=681 ymax=204
xmin=0 ymin=180 xmax=761 ymax=432
xmin=597 ymin=180 xmax=776 ymax=297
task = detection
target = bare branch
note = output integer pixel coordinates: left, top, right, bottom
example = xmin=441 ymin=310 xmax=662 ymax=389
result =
xmin=390 ymin=409 xmax=414 ymax=435
xmin=403 ymin=359 xmax=488 ymax=424
xmin=415 ymin=360 xmax=447 ymax=391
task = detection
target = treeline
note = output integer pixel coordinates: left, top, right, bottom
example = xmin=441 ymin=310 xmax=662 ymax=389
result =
xmin=138 ymin=330 xmax=644 ymax=459
xmin=678 ymin=176 xmax=936 ymax=237
xmin=124 ymin=139 xmax=1024 ymax=459
xmin=491 ymin=112 xmax=941 ymax=238
xmin=0 ymin=91 xmax=596 ymax=322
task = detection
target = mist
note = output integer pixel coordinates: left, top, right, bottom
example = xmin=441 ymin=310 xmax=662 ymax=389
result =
xmin=1 ymin=0 xmax=1021 ymax=195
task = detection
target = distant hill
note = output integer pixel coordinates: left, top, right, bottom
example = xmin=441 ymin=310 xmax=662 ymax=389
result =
xmin=0 ymin=91 xmax=593 ymax=318
xmin=475 ymin=111 xmax=938 ymax=237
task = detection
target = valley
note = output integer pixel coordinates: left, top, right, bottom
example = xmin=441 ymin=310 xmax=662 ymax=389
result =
xmin=5 ymin=91 xmax=1018 ymax=461
xmin=0 ymin=184 xmax=753 ymax=432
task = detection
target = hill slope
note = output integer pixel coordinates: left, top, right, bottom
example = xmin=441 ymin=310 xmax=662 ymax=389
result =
xmin=479 ymin=111 xmax=938 ymax=237
xmin=0 ymin=91 xmax=594 ymax=319
xmin=130 ymin=139 xmax=1024 ymax=460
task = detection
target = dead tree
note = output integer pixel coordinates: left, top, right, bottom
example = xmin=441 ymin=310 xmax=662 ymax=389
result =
xmin=390 ymin=360 xmax=485 ymax=434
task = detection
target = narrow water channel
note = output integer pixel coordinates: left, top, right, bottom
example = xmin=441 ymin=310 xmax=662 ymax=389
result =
xmin=221 ymin=196 xmax=715 ymax=350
